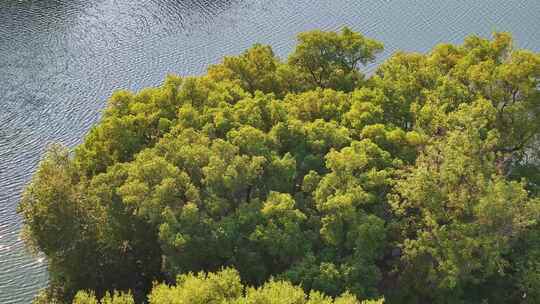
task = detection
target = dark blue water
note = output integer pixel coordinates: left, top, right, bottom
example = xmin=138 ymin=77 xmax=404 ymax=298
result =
xmin=1 ymin=1 xmax=539 ymax=302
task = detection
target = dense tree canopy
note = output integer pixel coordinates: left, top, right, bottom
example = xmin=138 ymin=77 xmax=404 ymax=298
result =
xmin=19 ymin=27 xmax=540 ymax=304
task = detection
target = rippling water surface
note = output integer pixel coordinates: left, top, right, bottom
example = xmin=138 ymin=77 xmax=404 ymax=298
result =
xmin=1 ymin=0 xmax=539 ymax=302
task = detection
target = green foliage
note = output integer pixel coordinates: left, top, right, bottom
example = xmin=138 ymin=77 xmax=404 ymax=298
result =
xmin=146 ymin=268 xmax=381 ymax=304
xmin=20 ymin=28 xmax=540 ymax=304
xmin=289 ymin=27 xmax=383 ymax=91
xmin=72 ymin=291 xmax=134 ymax=304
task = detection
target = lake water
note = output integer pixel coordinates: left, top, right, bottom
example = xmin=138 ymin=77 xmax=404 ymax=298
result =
xmin=1 ymin=0 xmax=539 ymax=302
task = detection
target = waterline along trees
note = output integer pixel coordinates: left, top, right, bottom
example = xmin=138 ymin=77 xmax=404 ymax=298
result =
xmin=19 ymin=27 xmax=540 ymax=303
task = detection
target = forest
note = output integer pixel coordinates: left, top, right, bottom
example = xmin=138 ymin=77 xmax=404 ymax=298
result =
xmin=19 ymin=27 xmax=540 ymax=303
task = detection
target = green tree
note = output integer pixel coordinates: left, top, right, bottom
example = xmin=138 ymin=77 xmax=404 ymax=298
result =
xmin=289 ymin=27 xmax=383 ymax=91
xmin=146 ymin=268 xmax=382 ymax=304
xmin=19 ymin=29 xmax=539 ymax=304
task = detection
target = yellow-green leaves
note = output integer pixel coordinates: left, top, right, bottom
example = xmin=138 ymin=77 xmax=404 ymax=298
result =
xmin=289 ymin=27 xmax=383 ymax=91
xmin=73 ymin=291 xmax=134 ymax=304
xmin=148 ymin=268 xmax=243 ymax=304
xmin=251 ymin=192 xmax=307 ymax=260
xmin=146 ymin=268 xmax=380 ymax=304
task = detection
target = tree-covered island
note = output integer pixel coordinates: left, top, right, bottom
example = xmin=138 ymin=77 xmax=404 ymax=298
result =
xmin=19 ymin=28 xmax=540 ymax=304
